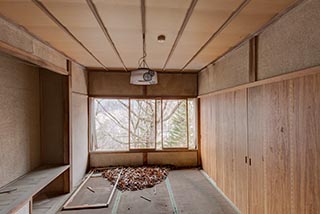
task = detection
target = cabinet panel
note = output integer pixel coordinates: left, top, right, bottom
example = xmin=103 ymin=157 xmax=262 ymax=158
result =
xmin=221 ymin=92 xmax=236 ymax=201
xmin=234 ymin=89 xmax=248 ymax=214
xmin=248 ymin=86 xmax=265 ymax=214
xmin=291 ymin=74 xmax=320 ymax=214
xmin=263 ymin=81 xmax=292 ymax=214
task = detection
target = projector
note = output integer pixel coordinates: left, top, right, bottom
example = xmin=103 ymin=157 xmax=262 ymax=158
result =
xmin=130 ymin=68 xmax=158 ymax=85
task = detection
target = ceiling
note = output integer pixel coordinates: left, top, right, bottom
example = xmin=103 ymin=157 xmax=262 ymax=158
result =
xmin=0 ymin=0 xmax=298 ymax=72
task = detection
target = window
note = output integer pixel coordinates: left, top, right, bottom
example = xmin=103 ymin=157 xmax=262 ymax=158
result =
xmin=91 ymin=98 xmax=197 ymax=151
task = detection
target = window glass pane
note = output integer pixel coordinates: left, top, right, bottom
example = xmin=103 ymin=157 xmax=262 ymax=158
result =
xmin=156 ymin=99 xmax=162 ymax=150
xmin=162 ymin=100 xmax=187 ymax=148
xmin=93 ymin=99 xmax=129 ymax=151
xmin=130 ymin=99 xmax=156 ymax=149
xmin=188 ymin=99 xmax=197 ymax=149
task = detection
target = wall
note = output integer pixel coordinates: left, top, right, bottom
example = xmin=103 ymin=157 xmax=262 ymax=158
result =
xmin=90 ymin=151 xmax=198 ymax=168
xmin=0 ymin=16 xmax=68 ymax=75
xmin=89 ymin=71 xmax=198 ymax=97
xmin=198 ymin=42 xmax=250 ymax=95
xmin=199 ymin=0 xmax=320 ymax=95
xmin=71 ymin=63 xmax=88 ymax=187
xmin=199 ymin=0 xmax=320 ymax=213
xmin=40 ymin=69 xmax=66 ymax=165
xmin=201 ymin=70 xmax=320 ymax=214
xmin=0 ymin=52 xmax=40 ymax=187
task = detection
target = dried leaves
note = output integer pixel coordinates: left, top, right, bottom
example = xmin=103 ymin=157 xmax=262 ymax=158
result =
xmin=103 ymin=166 xmax=169 ymax=191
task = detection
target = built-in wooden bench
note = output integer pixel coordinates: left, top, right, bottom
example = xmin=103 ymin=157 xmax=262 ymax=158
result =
xmin=0 ymin=165 xmax=69 ymax=214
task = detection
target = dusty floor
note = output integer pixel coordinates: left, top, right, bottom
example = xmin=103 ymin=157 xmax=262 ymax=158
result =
xmin=59 ymin=169 xmax=239 ymax=214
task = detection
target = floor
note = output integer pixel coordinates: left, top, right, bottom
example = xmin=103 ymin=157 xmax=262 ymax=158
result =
xmin=59 ymin=169 xmax=239 ymax=214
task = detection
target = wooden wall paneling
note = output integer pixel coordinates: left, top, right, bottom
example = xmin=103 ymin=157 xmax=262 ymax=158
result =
xmin=263 ymin=81 xmax=292 ymax=214
xmin=200 ymin=98 xmax=208 ymax=173
xmin=215 ymin=94 xmax=224 ymax=191
xmin=209 ymin=95 xmax=217 ymax=180
xmin=233 ymin=89 xmax=248 ymax=214
xmin=221 ymin=92 xmax=236 ymax=201
xmin=248 ymin=85 xmax=265 ymax=214
xmin=291 ymin=74 xmax=320 ymax=214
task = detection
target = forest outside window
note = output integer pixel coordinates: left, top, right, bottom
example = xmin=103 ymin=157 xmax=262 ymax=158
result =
xmin=91 ymin=98 xmax=197 ymax=151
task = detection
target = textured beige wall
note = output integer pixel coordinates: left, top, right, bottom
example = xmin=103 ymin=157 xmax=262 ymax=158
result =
xmin=198 ymin=42 xmax=250 ymax=95
xmin=89 ymin=71 xmax=198 ymax=97
xmin=147 ymin=151 xmax=198 ymax=167
xmin=72 ymin=93 xmax=88 ymax=186
xmin=147 ymin=73 xmax=198 ymax=97
xmin=40 ymin=69 xmax=65 ymax=165
xmin=258 ymin=0 xmax=320 ymax=80
xmin=0 ymin=52 xmax=40 ymax=187
xmin=89 ymin=71 xmax=144 ymax=96
xmin=90 ymin=153 xmax=144 ymax=167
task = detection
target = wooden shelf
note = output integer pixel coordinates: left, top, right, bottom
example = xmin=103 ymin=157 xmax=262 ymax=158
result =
xmin=0 ymin=165 xmax=69 ymax=214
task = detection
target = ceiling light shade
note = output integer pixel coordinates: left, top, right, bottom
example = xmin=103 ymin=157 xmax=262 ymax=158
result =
xmin=130 ymin=68 xmax=158 ymax=85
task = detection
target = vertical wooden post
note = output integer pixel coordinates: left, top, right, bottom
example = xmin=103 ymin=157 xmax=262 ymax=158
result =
xmin=63 ymin=59 xmax=72 ymax=192
xmin=197 ymin=98 xmax=201 ymax=167
xmin=249 ymin=36 xmax=258 ymax=82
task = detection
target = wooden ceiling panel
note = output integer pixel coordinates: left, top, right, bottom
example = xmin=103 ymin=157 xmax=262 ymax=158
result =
xmin=0 ymin=0 xmax=100 ymax=67
xmin=92 ymin=0 xmax=142 ymax=69
xmin=40 ymin=0 xmax=123 ymax=69
xmin=145 ymin=0 xmax=191 ymax=69
xmin=185 ymin=0 xmax=298 ymax=70
xmin=165 ymin=0 xmax=243 ymax=70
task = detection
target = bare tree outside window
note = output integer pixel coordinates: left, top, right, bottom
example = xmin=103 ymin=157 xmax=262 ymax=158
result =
xmin=92 ymin=98 xmax=197 ymax=151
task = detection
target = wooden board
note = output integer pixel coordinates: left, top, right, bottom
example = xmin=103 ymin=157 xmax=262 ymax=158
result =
xmin=41 ymin=0 xmax=122 ymax=68
xmin=72 ymin=94 xmax=89 ymax=187
xmin=0 ymin=165 xmax=69 ymax=214
xmin=0 ymin=1 xmax=99 ymax=67
xmin=165 ymin=0 xmax=243 ymax=70
xmin=291 ymin=74 xmax=320 ymax=214
xmin=92 ymin=0 xmax=142 ymax=69
xmin=186 ymin=0 xmax=297 ymax=70
xmin=145 ymin=0 xmax=191 ymax=69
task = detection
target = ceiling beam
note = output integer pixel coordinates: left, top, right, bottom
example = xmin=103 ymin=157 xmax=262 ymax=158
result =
xmin=86 ymin=0 xmax=128 ymax=71
xmin=180 ymin=0 xmax=250 ymax=71
xmin=199 ymin=0 xmax=305 ymax=71
xmin=32 ymin=0 xmax=109 ymax=71
xmin=161 ymin=0 xmax=198 ymax=71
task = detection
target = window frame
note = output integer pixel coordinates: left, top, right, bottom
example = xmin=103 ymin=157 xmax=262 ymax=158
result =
xmin=89 ymin=96 xmax=198 ymax=153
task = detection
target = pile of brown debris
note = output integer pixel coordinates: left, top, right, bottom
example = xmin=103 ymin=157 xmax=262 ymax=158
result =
xmin=103 ymin=166 xmax=169 ymax=191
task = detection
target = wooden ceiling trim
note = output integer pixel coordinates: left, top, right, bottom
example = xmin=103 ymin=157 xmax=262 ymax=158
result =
xmin=198 ymin=0 xmax=304 ymax=71
xmin=161 ymin=0 xmax=198 ymax=71
xmin=86 ymin=0 xmax=128 ymax=72
xmin=180 ymin=0 xmax=250 ymax=71
xmin=31 ymin=0 xmax=109 ymax=71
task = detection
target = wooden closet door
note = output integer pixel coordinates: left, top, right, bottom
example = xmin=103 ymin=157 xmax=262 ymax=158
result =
xmin=248 ymin=81 xmax=292 ymax=214
xmin=234 ymin=89 xmax=249 ymax=214
xmin=291 ymin=74 xmax=320 ymax=214
xmin=248 ymin=85 xmax=266 ymax=214
xmin=221 ymin=92 xmax=236 ymax=201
